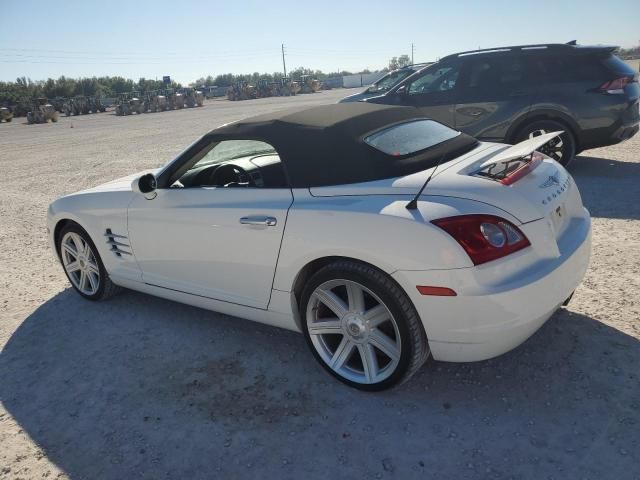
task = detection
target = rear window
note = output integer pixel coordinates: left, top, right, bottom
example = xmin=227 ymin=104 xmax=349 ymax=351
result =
xmin=530 ymin=54 xmax=608 ymax=83
xmin=364 ymin=119 xmax=460 ymax=156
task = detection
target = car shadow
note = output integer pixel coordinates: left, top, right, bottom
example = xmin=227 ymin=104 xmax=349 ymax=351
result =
xmin=571 ymin=154 xmax=640 ymax=220
xmin=1 ymin=290 xmax=639 ymax=479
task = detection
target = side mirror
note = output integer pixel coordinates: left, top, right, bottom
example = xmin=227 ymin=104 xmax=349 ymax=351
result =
xmin=132 ymin=173 xmax=157 ymax=195
xmin=366 ymin=85 xmax=379 ymax=93
xmin=395 ymin=85 xmax=408 ymax=95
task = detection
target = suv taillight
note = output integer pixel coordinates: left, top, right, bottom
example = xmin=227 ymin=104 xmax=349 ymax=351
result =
xmin=598 ymin=76 xmax=635 ymax=94
xmin=432 ymin=214 xmax=531 ymax=266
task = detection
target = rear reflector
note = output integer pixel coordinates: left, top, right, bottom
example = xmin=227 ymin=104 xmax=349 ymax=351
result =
xmin=416 ymin=286 xmax=457 ymax=296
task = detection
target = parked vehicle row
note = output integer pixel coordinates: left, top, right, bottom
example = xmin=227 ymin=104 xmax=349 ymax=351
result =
xmin=63 ymin=96 xmax=107 ymax=116
xmin=342 ymin=42 xmax=639 ymax=165
xmin=115 ymin=88 xmax=204 ymax=116
xmin=227 ymin=76 xmax=320 ymax=101
xmin=1 ymin=95 xmax=108 ymax=121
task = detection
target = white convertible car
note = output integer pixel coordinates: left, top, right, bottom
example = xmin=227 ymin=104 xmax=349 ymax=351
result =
xmin=48 ymin=103 xmax=591 ymax=390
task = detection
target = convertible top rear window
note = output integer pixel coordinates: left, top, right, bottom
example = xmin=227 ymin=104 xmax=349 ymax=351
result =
xmin=364 ymin=119 xmax=460 ymax=156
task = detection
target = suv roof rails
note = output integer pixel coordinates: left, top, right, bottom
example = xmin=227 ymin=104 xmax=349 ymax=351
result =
xmin=442 ymin=43 xmax=572 ymax=60
xmin=440 ymin=42 xmax=618 ymax=61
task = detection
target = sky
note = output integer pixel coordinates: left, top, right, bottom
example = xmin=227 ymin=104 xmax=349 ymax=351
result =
xmin=1 ymin=0 xmax=638 ymax=85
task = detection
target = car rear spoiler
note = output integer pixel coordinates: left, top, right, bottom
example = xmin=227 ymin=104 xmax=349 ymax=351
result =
xmin=479 ymin=131 xmax=564 ymax=167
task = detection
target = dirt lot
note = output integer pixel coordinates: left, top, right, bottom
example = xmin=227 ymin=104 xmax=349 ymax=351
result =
xmin=1 ymin=90 xmax=639 ymax=480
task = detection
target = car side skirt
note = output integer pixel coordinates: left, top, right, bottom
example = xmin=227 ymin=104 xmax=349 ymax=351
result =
xmin=110 ymin=275 xmax=300 ymax=332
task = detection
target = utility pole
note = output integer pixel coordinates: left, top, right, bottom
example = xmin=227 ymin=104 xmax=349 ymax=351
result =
xmin=281 ymin=44 xmax=287 ymax=79
xmin=411 ymin=43 xmax=414 ymax=64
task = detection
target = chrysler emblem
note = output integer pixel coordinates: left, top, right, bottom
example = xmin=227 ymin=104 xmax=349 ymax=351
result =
xmin=540 ymin=175 xmax=560 ymax=188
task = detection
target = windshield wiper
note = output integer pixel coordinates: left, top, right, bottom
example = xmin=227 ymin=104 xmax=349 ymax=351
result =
xmin=405 ymin=153 xmax=447 ymax=210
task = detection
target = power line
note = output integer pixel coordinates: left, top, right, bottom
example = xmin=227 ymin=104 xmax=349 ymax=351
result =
xmin=0 ymin=46 xmax=276 ymax=57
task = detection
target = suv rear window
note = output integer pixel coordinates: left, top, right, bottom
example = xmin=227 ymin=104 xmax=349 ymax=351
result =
xmin=364 ymin=119 xmax=460 ymax=156
xmin=530 ymin=54 xmax=608 ymax=83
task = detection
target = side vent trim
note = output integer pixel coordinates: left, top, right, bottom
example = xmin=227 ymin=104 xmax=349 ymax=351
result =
xmin=105 ymin=228 xmax=132 ymax=257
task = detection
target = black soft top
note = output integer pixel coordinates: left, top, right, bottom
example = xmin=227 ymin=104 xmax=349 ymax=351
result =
xmin=205 ymin=102 xmax=478 ymax=188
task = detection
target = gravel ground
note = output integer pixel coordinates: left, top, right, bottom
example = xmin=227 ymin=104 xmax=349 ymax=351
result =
xmin=0 ymin=90 xmax=639 ymax=480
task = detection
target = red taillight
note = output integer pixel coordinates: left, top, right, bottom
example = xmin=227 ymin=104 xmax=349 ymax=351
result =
xmin=499 ymin=152 xmax=544 ymax=186
xmin=432 ymin=214 xmax=531 ymax=266
xmin=598 ymin=76 xmax=633 ymax=94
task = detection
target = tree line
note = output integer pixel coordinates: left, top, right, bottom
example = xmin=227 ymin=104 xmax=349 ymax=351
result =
xmin=191 ymin=66 xmax=375 ymax=88
xmin=0 ymin=76 xmax=182 ymax=107
xmin=618 ymin=44 xmax=640 ymax=59
xmin=0 ymin=54 xmax=408 ymax=107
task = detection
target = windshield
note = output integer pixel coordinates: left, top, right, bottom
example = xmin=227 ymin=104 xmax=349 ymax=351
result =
xmin=364 ymin=119 xmax=460 ymax=156
xmin=408 ymin=64 xmax=460 ymax=94
xmin=372 ymin=69 xmax=414 ymax=91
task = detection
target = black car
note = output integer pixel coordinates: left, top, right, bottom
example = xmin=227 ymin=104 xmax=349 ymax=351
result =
xmin=339 ymin=63 xmax=432 ymax=103
xmin=366 ymin=42 xmax=639 ymax=165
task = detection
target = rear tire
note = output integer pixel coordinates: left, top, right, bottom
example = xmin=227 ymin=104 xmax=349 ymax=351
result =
xmin=300 ymin=260 xmax=429 ymax=391
xmin=515 ymin=119 xmax=576 ymax=166
xmin=57 ymin=222 xmax=122 ymax=301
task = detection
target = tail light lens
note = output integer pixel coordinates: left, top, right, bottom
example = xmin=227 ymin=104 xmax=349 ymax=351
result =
xmin=432 ymin=214 xmax=530 ymax=265
xmin=598 ymin=76 xmax=634 ymax=94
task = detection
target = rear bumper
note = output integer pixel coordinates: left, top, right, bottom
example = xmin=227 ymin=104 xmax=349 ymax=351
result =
xmin=579 ymin=99 xmax=639 ymax=150
xmin=610 ymin=123 xmax=639 ymax=143
xmin=392 ymin=214 xmax=591 ymax=362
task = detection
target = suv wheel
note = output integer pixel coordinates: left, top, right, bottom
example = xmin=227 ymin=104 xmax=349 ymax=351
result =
xmin=515 ymin=120 xmax=576 ymax=166
xmin=300 ymin=260 xmax=430 ymax=391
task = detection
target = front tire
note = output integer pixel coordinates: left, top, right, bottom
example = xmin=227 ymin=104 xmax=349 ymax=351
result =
xmin=57 ymin=223 xmax=121 ymax=301
xmin=515 ymin=119 xmax=576 ymax=166
xmin=300 ymin=260 xmax=429 ymax=391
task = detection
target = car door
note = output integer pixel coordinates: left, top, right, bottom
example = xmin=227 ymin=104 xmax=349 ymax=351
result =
xmin=454 ymin=53 xmax=534 ymax=141
xmin=396 ymin=62 xmax=463 ymax=127
xmin=126 ymin=140 xmax=293 ymax=309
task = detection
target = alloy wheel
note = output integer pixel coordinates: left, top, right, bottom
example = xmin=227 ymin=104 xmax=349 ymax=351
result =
xmin=61 ymin=231 xmax=100 ymax=296
xmin=306 ymin=279 xmax=402 ymax=384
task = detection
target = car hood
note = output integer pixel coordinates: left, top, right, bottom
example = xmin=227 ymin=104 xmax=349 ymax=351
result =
xmin=309 ymin=138 xmax=572 ymax=224
xmin=78 ymin=168 xmax=161 ymax=194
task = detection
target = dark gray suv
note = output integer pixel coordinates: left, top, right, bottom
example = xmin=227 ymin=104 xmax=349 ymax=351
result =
xmin=366 ymin=42 xmax=639 ymax=165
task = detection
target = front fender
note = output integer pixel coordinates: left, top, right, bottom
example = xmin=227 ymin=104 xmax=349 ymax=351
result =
xmin=47 ymin=190 xmax=142 ymax=283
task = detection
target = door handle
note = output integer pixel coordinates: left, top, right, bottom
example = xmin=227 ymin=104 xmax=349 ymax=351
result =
xmin=239 ymin=216 xmax=277 ymax=226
